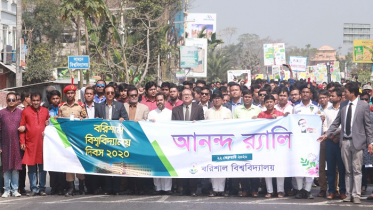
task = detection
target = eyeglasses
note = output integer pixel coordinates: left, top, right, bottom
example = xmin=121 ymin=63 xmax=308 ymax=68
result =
xmin=259 ymin=94 xmax=267 ymax=97
xmin=96 ymin=84 xmax=105 ymax=88
xmin=105 ymin=91 xmax=115 ymax=95
xmin=7 ymin=98 xmax=16 ymax=102
xmin=129 ymin=94 xmax=138 ymax=98
xmin=362 ymin=98 xmax=370 ymax=101
xmin=201 ymin=92 xmax=209 ymax=96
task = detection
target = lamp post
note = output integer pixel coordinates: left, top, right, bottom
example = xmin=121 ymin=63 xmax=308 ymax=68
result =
xmin=326 ymin=62 xmax=331 ymax=83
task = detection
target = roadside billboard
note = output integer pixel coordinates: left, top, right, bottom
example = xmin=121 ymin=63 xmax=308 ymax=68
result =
xmin=353 ymin=40 xmax=373 ymax=63
xmin=185 ymin=38 xmax=208 ymax=78
xmin=186 ymin=13 xmax=216 ymax=39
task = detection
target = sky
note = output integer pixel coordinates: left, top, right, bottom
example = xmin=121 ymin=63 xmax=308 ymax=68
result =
xmin=190 ymin=0 xmax=373 ymax=55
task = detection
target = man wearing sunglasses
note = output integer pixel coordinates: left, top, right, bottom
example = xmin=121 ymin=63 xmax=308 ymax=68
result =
xmin=0 ymin=93 xmax=23 ymax=197
xmin=95 ymin=85 xmax=128 ymax=195
xmin=258 ymin=88 xmax=269 ymax=111
xmin=94 ymin=80 xmax=107 ymax=103
xmin=198 ymin=86 xmax=213 ymax=117
xmin=123 ymin=85 xmax=149 ymax=194
xmin=124 ymin=85 xmax=149 ymax=123
xmin=58 ymin=84 xmax=87 ymax=196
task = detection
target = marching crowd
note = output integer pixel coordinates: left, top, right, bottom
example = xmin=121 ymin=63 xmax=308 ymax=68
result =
xmin=1 ymin=64 xmax=373 ymax=205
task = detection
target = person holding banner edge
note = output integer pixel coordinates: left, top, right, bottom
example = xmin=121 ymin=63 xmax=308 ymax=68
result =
xmin=257 ymin=94 xmax=288 ymax=198
xmin=148 ymin=92 xmax=173 ymax=195
xmin=205 ymin=90 xmax=232 ymax=197
xmin=318 ymin=82 xmax=373 ymax=204
xmin=95 ymin=85 xmax=129 ymax=195
xmin=171 ymin=88 xmax=204 ymax=196
xmin=293 ymin=83 xmax=320 ymax=199
xmin=58 ymin=84 xmax=87 ymax=196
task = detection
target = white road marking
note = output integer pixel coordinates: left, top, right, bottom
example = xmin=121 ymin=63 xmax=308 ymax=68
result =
xmin=44 ymin=195 xmax=107 ymax=204
xmin=156 ymin=195 xmax=170 ymax=202
xmin=0 ymin=196 xmax=41 ymax=204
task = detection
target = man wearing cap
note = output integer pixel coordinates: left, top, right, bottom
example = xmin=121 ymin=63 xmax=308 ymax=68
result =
xmin=58 ymin=84 xmax=87 ymax=196
xmin=362 ymin=84 xmax=372 ymax=105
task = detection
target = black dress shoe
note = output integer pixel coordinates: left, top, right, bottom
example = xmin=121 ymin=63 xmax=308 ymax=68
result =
xmin=104 ymin=192 xmax=111 ymax=195
xmin=127 ymin=190 xmax=135 ymax=195
xmin=165 ymin=191 xmax=173 ymax=195
xmin=27 ymin=191 xmax=38 ymax=196
xmin=305 ymin=191 xmax=314 ymax=199
xmin=19 ymin=188 xmax=26 ymax=195
xmin=58 ymin=190 xmax=64 ymax=196
xmin=138 ymin=191 xmax=145 ymax=195
xmin=50 ymin=189 xmax=57 ymax=195
xmin=294 ymin=190 xmax=303 ymax=199
xmin=153 ymin=191 xmax=161 ymax=195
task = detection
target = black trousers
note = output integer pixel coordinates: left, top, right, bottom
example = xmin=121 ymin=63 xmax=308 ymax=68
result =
xmin=49 ymin=171 xmax=65 ymax=191
xmin=231 ymin=178 xmax=260 ymax=193
xmin=104 ymin=176 xmax=121 ymax=193
xmin=128 ymin=177 xmax=145 ymax=192
xmin=182 ymin=178 xmax=197 ymax=194
xmin=284 ymin=177 xmax=293 ymax=191
xmin=18 ymin=150 xmax=26 ymax=190
xmin=85 ymin=175 xmax=105 ymax=192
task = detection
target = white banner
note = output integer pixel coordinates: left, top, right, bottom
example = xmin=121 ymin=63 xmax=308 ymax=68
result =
xmin=44 ymin=116 xmax=321 ymax=178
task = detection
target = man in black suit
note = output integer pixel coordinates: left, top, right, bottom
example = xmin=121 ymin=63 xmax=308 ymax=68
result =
xmin=95 ymin=85 xmax=129 ymax=195
xmin=172 ymin=88 xmax=204 ymax=196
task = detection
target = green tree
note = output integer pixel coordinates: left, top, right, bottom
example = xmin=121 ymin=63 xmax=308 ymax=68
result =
xmin=87 ymin=0 xmax=182 ymax=85
xmin=22 ymin=0 xmax=68 ymax=83
xmin=60 ymin=0 xmax=107 ymax=86
xmin=207 ymin=49 xmax=232 ymax=82
xmin=23 ymin=43 xmax=54 ymax=83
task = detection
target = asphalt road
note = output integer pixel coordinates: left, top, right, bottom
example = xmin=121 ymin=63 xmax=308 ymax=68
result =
xmin=1 ymin=187 xmax=373 ymax=210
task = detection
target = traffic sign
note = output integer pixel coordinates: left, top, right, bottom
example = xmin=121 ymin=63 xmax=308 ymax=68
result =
xmin=68 ymin=56 xmax=90 ymax=69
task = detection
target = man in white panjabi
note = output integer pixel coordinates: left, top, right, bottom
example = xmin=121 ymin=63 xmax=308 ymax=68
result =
xmin=148 ymin=92 xmax=173 ymax=195
xmin=205 ymin=91 xmax=232 ymax=196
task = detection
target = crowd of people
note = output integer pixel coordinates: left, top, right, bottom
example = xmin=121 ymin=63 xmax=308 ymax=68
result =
xmin=1 ymin=64 xmax=373 ymax=205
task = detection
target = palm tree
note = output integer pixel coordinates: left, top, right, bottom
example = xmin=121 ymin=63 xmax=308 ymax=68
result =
xmin=196 ymin=26 xmax=224 ymax=51
xmin=207 ymin=49 xmax=232 ymax=82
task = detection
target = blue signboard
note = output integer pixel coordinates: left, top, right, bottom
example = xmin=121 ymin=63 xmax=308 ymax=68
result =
xmin=68 ymin=56 xmax=90 ymax=69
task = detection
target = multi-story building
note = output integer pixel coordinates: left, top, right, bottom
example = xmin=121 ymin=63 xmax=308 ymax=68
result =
xmin=0 ymin=0 xmax=17 ymax=89
xmin=310 ymin=45 xmax=336 ymax=66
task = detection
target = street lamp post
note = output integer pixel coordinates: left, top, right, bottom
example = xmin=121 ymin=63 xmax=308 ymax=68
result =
xmin=326 ymin=62 xmax=331 ymax=83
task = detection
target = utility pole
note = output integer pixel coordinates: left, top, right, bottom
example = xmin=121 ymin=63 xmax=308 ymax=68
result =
xmin=16 ymin=0 xmax=22 ymax=87
xmin=77 ymin=16 xmax=83 ymax=88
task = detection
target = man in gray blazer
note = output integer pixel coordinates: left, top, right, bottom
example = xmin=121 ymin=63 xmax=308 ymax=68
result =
xmin=94 ymin=85 xmax=128 ymax=195
xmin=172 ymin=88 xmax=204 ymax=196
xmin=318 ymin=82 xmax=373 ymax=204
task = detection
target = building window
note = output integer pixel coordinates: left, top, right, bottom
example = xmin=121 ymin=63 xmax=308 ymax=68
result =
xmin=3 ymin=25 xmax=8 ymax=47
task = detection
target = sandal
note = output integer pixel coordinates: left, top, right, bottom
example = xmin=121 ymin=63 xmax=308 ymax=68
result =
xmin=278 ymin=192 xmax=285 ymax=198
xmin=265 ymin=193 xmax=272 ymax=198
